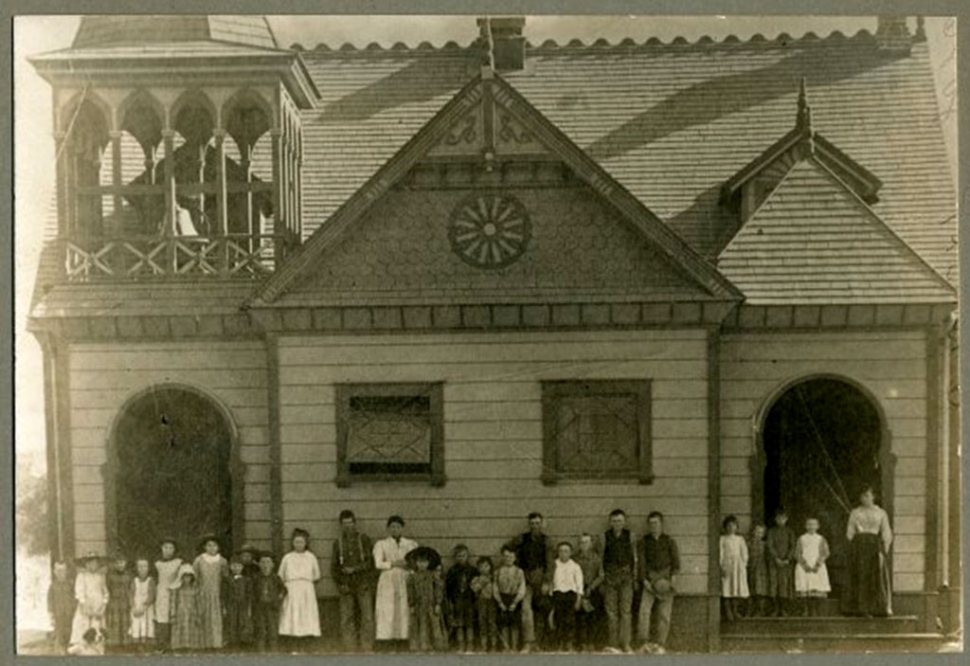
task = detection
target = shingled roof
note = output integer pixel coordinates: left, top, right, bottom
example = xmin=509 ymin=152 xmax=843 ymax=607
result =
xmin=717 ymin=157 xmax=955 ymax=305
xmin=28 ymin=20 xmax=958 ymax=322
xmin=297 ymin=29 xmax=957 ymax=286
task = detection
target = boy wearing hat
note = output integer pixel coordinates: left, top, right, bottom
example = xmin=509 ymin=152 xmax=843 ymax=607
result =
xmin=637 ymin=513 xmax=680 ymax=654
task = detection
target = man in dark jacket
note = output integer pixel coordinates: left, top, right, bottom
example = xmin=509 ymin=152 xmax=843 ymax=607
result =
xmin=602 ymin=509 xmax=638 ymax=653
xmin=508 ymin=512 xmax=556 ymax=652
xmin=637 ymin=511 xmax=680 ymax=654
xmin=331 ymin=510 xmax=376 ymax=652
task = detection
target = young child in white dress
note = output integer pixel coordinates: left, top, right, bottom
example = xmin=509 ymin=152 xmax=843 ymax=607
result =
xmin=278 ymin=528 xmax=322 ymax=649
xmin=128 ymin=558 xmax=156 ymax=647
xmin=719 ymin=515 xmax=749 ymax=621
xmin=794 ymin=517 xmax=831 ymax=616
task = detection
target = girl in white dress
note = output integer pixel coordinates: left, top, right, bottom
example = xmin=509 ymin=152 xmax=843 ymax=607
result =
xmin=373 ymin=515 xmax=418 ymax=650
xmin=278 ymin=528 xmax=322 ymax=646
xmin=719 ymin=515 xmax=749 ymax=621
xmin=129 ymin=558 xmax=156 ymax=644
xmin=70 ymin=553 xmax=110 ymax=646
xmin=794 ymin=517 xmax=831 ymax=616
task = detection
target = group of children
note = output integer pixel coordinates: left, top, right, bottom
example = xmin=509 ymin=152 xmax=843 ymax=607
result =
xmin=719 ymin=510 xmax=832 ymax=621
xmin=48 ymin=535 xmax=318 ymax=655
xmin=403 ymin=540 xmax=595 ymax=653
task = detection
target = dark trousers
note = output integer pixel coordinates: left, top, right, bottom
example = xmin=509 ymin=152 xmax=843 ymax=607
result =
xmin=252 ymin=605 xmax=279 ymax=651
xmin=576 ymin=592 xmax=602 ymax=649
xmin=551 ymin=592 xmax=578 ymax=649
xmin=154 ymin=622 xmax=171 ymax=651
xmin=339 ymin=585 xmax=375 ymax=651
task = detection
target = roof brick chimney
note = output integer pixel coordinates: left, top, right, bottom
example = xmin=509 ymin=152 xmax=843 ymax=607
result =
xmin=477 ymin=17 xmax=526 ymax=72
xmin=875 ymin=16 xmax=912 ymax=52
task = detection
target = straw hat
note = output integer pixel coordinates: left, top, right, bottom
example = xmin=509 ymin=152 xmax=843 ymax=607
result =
xmin=74 ymin=551 xmax=106 ymax=566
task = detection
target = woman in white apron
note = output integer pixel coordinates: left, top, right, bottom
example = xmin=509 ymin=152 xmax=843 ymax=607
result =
xmin=373 ymin=515 xmax=417 ymax=651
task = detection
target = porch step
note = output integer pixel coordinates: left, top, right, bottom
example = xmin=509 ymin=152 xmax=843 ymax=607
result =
xmin=720 ymin=615 xmax=944 ymax=653
xmin=720 ymin=633 xmax=947 ymax=654
xmin=721 ymin=615 xmax=920 ymax=635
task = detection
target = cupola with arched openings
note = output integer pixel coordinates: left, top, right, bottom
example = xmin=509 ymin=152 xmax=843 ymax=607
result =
xmin=30 ymin=15 xmax=319 ymax=280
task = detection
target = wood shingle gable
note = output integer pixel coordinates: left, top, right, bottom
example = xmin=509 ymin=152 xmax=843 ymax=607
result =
xmin=252 ymin=70 xmax=742 ymax=307
xmin=717 ymin=157 xmax=956 ymax=305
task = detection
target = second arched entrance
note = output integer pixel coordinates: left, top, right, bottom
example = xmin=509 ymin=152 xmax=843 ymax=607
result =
xmin=754 ymin=376 xmax=891 ymax=598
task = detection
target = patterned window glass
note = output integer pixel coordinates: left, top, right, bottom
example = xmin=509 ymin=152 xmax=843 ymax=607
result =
xmin=542 ymin=381 xmax=652 ymax=484
xmin=336 ymin=384 xmax=444 ymax=486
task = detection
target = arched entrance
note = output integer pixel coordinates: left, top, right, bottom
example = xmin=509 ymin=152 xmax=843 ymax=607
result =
xmin=106 ymin=385 xmax=242 ymax=558
xmin=753 ymin=376 xmax=893 ymax=599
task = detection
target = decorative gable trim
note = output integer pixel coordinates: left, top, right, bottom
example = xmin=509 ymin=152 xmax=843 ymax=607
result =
xmin=252 ymin=70 xmax=742 ymax=305
xmin=720 ymin=79 xmax=882 ymax=222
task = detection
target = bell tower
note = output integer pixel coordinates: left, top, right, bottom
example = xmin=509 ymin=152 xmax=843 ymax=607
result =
xmin=30 ymin=15 xmax=319 ymax=280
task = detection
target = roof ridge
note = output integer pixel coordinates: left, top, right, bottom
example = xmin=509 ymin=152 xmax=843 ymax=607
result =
xmin=289 ymin=27 xmax=882 ymax=55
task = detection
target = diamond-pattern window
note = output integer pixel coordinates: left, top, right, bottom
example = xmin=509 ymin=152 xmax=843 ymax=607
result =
xmin=336 ymin=384 xmax=444 ymax=487
xmin=541 ymin=380 xmax=653 ymax=484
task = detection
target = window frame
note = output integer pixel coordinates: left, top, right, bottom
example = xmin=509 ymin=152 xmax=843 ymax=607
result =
xmin=540 ymin=379 xmax=653 ymax=485
xmin=335 ymin=382 xmax=445 ymax=488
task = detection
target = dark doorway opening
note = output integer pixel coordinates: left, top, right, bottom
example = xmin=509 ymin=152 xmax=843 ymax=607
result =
xmin=112 ymin=386 xmax=234 ymax=559
xmin=762 ymin=377 xmax=885 ymax=598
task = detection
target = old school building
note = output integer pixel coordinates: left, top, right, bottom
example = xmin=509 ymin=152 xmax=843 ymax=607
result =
xmin=27 ymin=15 xmax=959 ymax=650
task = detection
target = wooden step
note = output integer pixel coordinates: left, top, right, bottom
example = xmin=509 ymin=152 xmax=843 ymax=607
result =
xmin=721 ymin=615 xmax=920 ymax=636
xmin=720 ymin=633 xmax=947 ymax=654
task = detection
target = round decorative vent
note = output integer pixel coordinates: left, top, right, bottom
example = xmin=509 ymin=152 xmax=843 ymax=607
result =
xmin=448 ymin=192 xmax=531 ymax=269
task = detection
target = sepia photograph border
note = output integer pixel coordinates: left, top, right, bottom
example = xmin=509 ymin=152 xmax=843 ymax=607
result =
xmin=3 ymin=0 xmax=969 ymax=665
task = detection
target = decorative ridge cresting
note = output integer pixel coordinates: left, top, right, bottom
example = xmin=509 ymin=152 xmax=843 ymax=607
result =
xmin=288 ymin=27 xmax=894 ymax=56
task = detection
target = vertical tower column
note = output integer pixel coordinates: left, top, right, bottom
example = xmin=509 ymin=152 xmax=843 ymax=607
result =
xmin=109 ymin=130 xmax=123 ymax=226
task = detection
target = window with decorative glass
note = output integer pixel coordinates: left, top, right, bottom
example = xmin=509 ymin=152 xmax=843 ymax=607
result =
xmin=335 ymin=383 xmax=445 ymax=487
xmin=541 ymin=380 xmax=653 ymax=484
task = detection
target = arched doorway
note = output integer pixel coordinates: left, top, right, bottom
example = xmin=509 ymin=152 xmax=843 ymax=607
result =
xmin=106 ymin=385 xmax=240 ymax=559
xmin=754 ymin=376 xmax=892 ymax=599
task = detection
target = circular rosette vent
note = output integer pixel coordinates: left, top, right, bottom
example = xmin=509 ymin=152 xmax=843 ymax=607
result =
xmin=448 ymin=192 xmax=531 ymax=269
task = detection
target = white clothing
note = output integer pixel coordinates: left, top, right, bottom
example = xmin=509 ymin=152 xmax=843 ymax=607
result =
xmin=70 ymin=571 xmax=109 ymax=644
xmin=847 ymin=505 xmax=893 ymax=552
xmin=129 ymin=577 xmax=155 ymax=639
xmin=278 ymin=550 xmax=322 ymax=637
xmin=552 ymin=559 xmax=584 ymax=595
xmin=794 ymin=533 xmax=831 ymax=595
xmin=720 ymin=534 xmax=750 ymax=598
xmin=373 ymin=536 xmax=418 ymax=640
xmin=153 ymin=558 xmax=182 ymax=623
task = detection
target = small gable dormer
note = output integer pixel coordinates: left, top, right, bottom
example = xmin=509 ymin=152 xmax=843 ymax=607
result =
xmin=29 ymin=15 xmax=319 ymax=282
xmin=720 ymin=79 xmax=882 ymax=226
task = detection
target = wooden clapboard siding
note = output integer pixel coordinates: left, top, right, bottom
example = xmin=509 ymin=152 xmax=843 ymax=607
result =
xmin=67 ymin=341 xmax=270 ymax=554
xmin=276 ymin=329 xmax=711 ymax=597
xmin=719 ymin=330 xmax=929 ymax=592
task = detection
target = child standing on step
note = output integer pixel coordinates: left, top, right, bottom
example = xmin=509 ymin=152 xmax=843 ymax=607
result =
xmin=794 ymin=517 xmax=831 ymax=617
xmin=719 ymin=516 xmax=749 ymax=622
xmin=747 ymin=524 xmax=770 ymax=617
xmin=766 ymin=510 xmax=795 ymax=616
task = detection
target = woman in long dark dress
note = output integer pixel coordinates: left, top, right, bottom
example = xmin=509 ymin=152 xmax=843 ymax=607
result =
xmin=845 ymin=486 xmax=893 ymax=617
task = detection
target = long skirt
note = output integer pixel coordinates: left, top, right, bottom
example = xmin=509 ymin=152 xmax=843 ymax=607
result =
xmin=375 ymin=569 xmax=410 ymax=640
xmin=279 ymin=580 xmax=321 ymax=637
xmin=846 ymin=534 xmax=891 ymax=616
